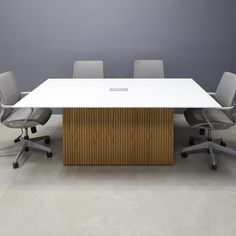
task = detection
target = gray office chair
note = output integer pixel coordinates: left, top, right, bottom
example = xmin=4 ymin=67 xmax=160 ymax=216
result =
xmin=134 ymin=60 xmax=164 ymax=78
xmin=181 ymin=72 xmax=236 ymax=170
xmin=0 ymin=71 xmax=53 ymax=169
xmin=73 ymin=60 xmax=104 ymax=78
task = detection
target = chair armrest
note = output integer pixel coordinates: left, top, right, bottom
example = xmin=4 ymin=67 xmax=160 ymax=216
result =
xmin=21 ymin=107 xmax=34 ymax=128
xmin=21 ymin=91 xmax=30 ymax=95
xmin=201 ymin=104 xmax=235 ymax=130
xmin=0 ymin=103 xmax=15 ymax=109
xmin=21 ymin=91 xmax=30 ymax=98
xmin=201 ymin=109 xmax=214 ymax=129
xmin=218 ymin=106 xmax=234 ymax=111
xmin=0 ymin=102 xmax=34 ymax=128
xmin=208 ymin=92 xmax=216 ymax=99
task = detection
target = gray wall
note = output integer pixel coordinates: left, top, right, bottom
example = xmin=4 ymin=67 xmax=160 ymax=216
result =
xmin=0 ymin=0 xmax=236 ymax=92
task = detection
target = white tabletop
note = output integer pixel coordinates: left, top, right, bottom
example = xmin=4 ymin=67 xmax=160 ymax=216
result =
xmin=14 ymin=78 xmax=221 ymax=108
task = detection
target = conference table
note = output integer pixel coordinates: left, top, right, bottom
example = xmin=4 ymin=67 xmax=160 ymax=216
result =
xmin=14 ymin=78 xmax=220 ymax=165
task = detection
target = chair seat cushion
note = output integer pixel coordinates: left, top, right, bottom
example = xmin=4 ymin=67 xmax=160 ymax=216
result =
xmin=2 ymin=108 xmax=52 ymax=128
xmin=184 ymin=108 xmax=234 ymax=129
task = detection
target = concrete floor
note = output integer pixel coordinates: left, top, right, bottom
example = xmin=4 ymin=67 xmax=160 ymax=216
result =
xmin=0 ymin=114 xmax=236 ymax=236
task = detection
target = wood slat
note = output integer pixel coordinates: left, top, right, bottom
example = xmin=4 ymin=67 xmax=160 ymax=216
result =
xmin=63 ymin=108 xmax=173 ymax=165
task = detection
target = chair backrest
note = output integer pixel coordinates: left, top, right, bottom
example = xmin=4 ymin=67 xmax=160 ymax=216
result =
xmin=73 ymin=60 xmax=104 ymax=78
xmin=215 ymin=72 xmax=236 ymax=107
xmin=134 ymin=60 xmax=164 ymax=78
xmin=0 ymin=71 xmax=21 ymax=121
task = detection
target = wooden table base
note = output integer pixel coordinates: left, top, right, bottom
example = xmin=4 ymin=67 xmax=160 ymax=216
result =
xmin=63 ymin=108 xmax=173 ymax=165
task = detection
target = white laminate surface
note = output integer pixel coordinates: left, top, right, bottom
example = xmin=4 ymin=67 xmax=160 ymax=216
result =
xmin=14 ymin=78 xmax=221 ymax=108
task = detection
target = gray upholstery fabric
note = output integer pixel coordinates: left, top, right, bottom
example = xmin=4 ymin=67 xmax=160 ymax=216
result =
xmin=73 ymin=61 xmax=104 ymax=78
xmin=215 ymin=72 xmax=236 ymax=107
xmin=0 ymin=71 xmax=52 ymax=129
xmin=184 ymin=108 xmax=234 ymax=130
xmin=2 ymin=108 xmax=52 ymax=129
xmin=134 ymin=60 xmax=164 ymax=78
xmin=184 ymin=72 xmax=236 ymax=130
xmin=0 ymin=72 xmax=21 ymax=121
xmin=0 ymin=72 xmax=20 ymax=105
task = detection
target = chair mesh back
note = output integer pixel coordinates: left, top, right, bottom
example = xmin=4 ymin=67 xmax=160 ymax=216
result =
xmin=0 ymin=71 xmax=21 ymax=121
xmin=73 ymin=61 xmax=104 ymax=78
xmin=215 ymin=72 xmax=236 ymax=107
xmin=134 ymin=60 xmax=164 ymax=78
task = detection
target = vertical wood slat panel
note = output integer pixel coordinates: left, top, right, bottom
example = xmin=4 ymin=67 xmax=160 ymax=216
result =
xmin=63 ymin=108 xmax=173 ymax=165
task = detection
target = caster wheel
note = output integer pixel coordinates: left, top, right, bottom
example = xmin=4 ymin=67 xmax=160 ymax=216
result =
xmin=181 ymin=152 xmax=188 ymax=158
xmin=47 ymin=152 xmax=53 ymax=158
xmin=211 ymin=164 xmax=218 ymax=171
xmin=13 ymin=162 xmax=19 ymax=169
xmin=189 ymin=138 xmax=195 ymax=146
xmin=44 ymin=138 xmax=51 ymax=145
xmin=25 ymin=147 xmax=29 ymax=152
xmin=220 ymin=141 xmax=226 ymax=147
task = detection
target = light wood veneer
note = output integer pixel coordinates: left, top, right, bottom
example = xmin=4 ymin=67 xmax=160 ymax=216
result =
xmin=63 ymin=108 xmax=173 ymax=165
